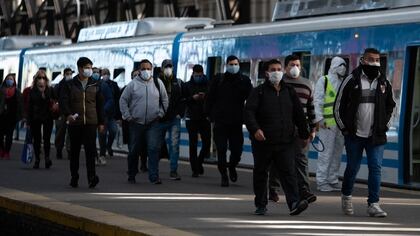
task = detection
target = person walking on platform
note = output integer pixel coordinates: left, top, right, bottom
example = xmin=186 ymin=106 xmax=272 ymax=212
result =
xmin=60 ymin=57 xmax=104 ymax=188
xmin=245 ymin=59 xmax=310 ymax=216
xmin=0 ymin=74 xmax=22 ymax=160
xmin=184 ymin=64 xmax=211 ymax=177
xmin=98 ymin=68 xmax=120 ymax=165
xmin=270 ymin=54 xmax=317 ymax=203
xmin=54 ymin=68 xmax=73 ymax=160
xmin=334 ymin=48 xmax=395 ymax=217
xmin=205 ymin=55 xmax=252 ymax=187
xmin=28 ymin=76 xmax=54 ymax=169
xmin=120 ymin=59 xmax=168 ymax=184
xmin=158 ymin=59 xmax=185 ymax=180
xmin=314 ymin=57 xmax=347 ymax=192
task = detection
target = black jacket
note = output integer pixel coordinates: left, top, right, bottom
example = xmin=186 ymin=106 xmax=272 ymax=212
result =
xmin=184 ymin=75 xmax=209 ymax=121
xmin=205 ymin=72 xmax=252 ymax=125
xmin=244 ymin=80 xmax=309 ymax=144
xmin=0 ymin=87 xmax=22 ymax=126
xmin=60 ymin=75 xmax=104 ymax=126
xmin=333 ymin=66 xmax=396 ymax=145
xmin=159 ymin=74 xmax=185 ymax=121
xmin=28 ymin=86 xmax=54 ymax=125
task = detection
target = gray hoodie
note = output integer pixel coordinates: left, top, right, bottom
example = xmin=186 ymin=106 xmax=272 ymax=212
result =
xmin=119 ymin=76 xmax=168 ymax=124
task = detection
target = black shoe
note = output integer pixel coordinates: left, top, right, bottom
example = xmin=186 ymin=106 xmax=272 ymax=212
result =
xmin=140 ymin=165 xmax=148 ymax=173
xmin=56 ymin=151 xmax=62 ymax=160
xmin=198 ymin=165 xmax=204 ymax=175
xmin=151 ymin=179 xmax=162 ymax=185
xmin=269 ymin=191 xmax=280 ymax=203
xmin=170 ymin=171 xmax=181 ymax=180
xmin=254 ymin=207 xmax=267 ymax=215
xmin=192 ymin=172 xmax=199 ymax=178
xmin=128 ymin=177 xmax=136 ymax=184
xmin=221 ymin=175 xmax=229 ymax=187
xmin=70 ymin=178 xmax=78 ymax=188
xmin=33 ymin=161 xmax=40 ymax=169
xmin=302 ymin=192 xmax=317 ymax=204
xmin=228 ymin=166 xmax=237 ymax=182
xmin=45 ymin=159 xmax=52 ymax=169
xmin=290 ymin=200 xmax=309 ymax=216
xmin=107 ymin=148 xmax=113 ymax=157
xmin=88 ymin=175 xmax=99 ymax=188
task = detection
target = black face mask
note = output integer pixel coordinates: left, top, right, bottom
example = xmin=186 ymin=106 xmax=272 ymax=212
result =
xmin=362 ymin=64 xmax=380 ymax=79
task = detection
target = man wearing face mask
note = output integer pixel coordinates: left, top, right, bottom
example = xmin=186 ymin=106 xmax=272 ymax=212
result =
xmin=334 ymin=48 xmax=395 ymax=217
xmin=120 ymin=59 xmax=169 ymax=184
xmin=54 ymin=68 xmax=73 ymax=160
xmin=313 ymin=57 xmax=347 ymax=192
xmin=245 ymin=59 xmax=310 ymax=216
xmin=158 ymin=59 xmax=185 ymax=180
xmin=97 ymin=68 xmax=120 ymax=165
xmin=60 ymin=57 xmax=104 ymax=188
xmin=184 ymin=64 xmax=211 ymax=177
xmin=273 ymin=54 xmax=317 ymax=204
xmin=205 ymin=55 xmax=252 ymax=187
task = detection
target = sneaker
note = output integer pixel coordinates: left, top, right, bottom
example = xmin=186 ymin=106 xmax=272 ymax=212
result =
xmin=367 ymin=203 xmax=387 ymax=217
xmin=302 ymin=192 xmax=317 ymax=204
xmin=329 ymin=183 xmax=342 ymax=191
xmin=198 ymin=165 xmax=204 ymax=175
xmin=221 ymin=175 xmax=229 ymax=187
xmin=88 ymin=175 xmax=99 ymax=188
xmin=341 ymin=194 xmax=354 ymax=215
xmin=228 ymin=166 xmax=238 ymax=182
xmin=290 ymin=200 xmax=309 ymax=216
xmin=98 ymin=156 xmax=107 ymax=166
xmin=128 ymin=176 xmax=136 ymax=184
xmin=268 ymin=191 xmax=280 ymax=203
xmin=318 ymin=184 xmax=335 ymax=192
xmin=151 ymin=179 xmax=162 ymax=185
xmin=170 ymin=171 xmax=181 ymax=180
xmin=254 ymin=207 xmax=267 ymax=215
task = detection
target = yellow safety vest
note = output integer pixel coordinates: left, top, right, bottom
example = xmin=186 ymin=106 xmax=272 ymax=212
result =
xmin=323 ymin=76 xmax=337 ymax=127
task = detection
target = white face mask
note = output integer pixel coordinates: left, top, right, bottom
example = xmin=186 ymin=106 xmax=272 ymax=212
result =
xmin=226 ymin=64 xmax=240 ymax=74
xmin=83 ymin=68 xmax=93 ymax=78
xmin=140 ymin=70 xmax=152 ymax=80
xmin=65 ymin=75 xmax=72 ymax=81
xmin=336 ymin=65 xmax=347 ymax=77
xmin=289 ymin=66 xmax=300 ymax=78
xmin=163 ymin=67 xmax=173 ymax=77
xmin=367 ymin=62 xmax=380 ymax=67
xmin=268 ymin=71 xmax=284 ymax=85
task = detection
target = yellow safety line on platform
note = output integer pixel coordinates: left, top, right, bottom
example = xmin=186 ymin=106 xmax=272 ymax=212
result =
xmin=0 ymin=187 xmax=197 ymax=236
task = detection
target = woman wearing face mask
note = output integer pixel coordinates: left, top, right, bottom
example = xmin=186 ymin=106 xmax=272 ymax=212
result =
xmin=28 ymin=76 xmax=54 ymax=169
xmin=244 ymin=59 xmax=310 ymax=216
xmin=0 ymin=74 xmax=23 ymax=160
xmin=313 ymin=56 xmax=347 ymax=192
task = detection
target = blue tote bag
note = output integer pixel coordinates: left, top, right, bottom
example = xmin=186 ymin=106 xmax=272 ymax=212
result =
xmin=21 ymin=128 xmax=34 ymax=165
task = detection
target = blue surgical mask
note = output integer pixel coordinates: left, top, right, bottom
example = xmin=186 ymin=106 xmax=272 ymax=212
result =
xmin=5 ymin=79 xmax=14 ymax=87
xmin=92 ymin=72 xmax=100 ymax=80
xmin=226 ymin=64 xmax=240 ymax=74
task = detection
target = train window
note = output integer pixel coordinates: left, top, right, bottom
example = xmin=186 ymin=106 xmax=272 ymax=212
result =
xmin=240 ymin=61 xmax=251 ymax=78
xmin=133 ymin=61 xmax=140 ymax=71
xmin=153 ymin=67 xmax=161 ymax=79
xmin=324 ymin=57 xmax=350 ymax=75
xmin=207 ymin=56 xmax=222 ymax=81
xmin=292 ymin=51 xmax=311 ymax=79
xmin=52 ymin=72 xmax=61 ymax=81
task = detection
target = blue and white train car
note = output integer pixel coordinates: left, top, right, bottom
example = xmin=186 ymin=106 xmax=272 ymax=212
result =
xmin=1 ymin=7 xmax=420 ymax=187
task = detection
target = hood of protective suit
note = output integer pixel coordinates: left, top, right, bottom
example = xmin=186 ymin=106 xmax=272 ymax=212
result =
xmin=328 ymin=56 xmax=346 ymax=77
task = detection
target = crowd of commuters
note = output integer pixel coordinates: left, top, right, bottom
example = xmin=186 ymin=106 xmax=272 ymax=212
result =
xmin=0 ymin=48 xmax=395 ymax=217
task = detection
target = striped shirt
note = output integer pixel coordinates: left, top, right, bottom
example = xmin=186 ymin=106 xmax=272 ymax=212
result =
xmin=284 ymin=75 xmax=316 ymax=131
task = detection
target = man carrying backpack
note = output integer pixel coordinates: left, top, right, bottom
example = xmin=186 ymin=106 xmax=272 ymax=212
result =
xmin=119 ymin=59 xmax=168 ymax=184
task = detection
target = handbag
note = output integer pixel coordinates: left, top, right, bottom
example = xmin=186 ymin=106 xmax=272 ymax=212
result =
xmin=21 ymin=128 xmax=34 ymax=165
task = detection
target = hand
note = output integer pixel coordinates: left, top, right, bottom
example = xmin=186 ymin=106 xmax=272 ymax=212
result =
xmin=67 ymin=115 xmax=76 ymax=123
xmin=309 ymin=131 xmax=316 ymax=141
xmin=98 ymin=125 xmax=105 ymax=133
xmin=254 ymin=129 xmax=266 ymax=141
xmin=193 ymin=94 xmax=201 ymax=100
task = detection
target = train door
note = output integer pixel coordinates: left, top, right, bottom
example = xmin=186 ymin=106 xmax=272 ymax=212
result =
xmin=403 ymin=46 xmax=420 ymax=184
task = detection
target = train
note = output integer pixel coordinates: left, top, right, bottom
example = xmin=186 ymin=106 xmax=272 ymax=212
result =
xmin=1 ymin=7 xmax=420 ymax=188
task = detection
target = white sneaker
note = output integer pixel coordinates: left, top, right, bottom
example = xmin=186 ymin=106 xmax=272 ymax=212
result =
xmin=329 ymin=183 xmax=342 ymax=191
xmin=341 ymin=194 xmax=354 ymax=215
xmin=367 ymin=203 xmax=387 ymax=217
xmin=98 ymin=156 xmax=107 ymax=166
xmin=318 ymin=184 xmax=335 ymax=192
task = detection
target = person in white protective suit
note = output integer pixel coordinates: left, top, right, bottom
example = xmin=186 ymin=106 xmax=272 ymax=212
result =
xmin=314 ymin=56 xmax=347 ymax=192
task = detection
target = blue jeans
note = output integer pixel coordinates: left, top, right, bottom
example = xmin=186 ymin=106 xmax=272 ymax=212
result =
xmin=160 ymin=118 xmax=181 ymax=172
xmin=127 ymin=121 xmax=163 ymax=182
xmin=342 ymin=135 xmax=384 ymax=204
xmin=99 ymin=117 xmax=118 ymax=156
